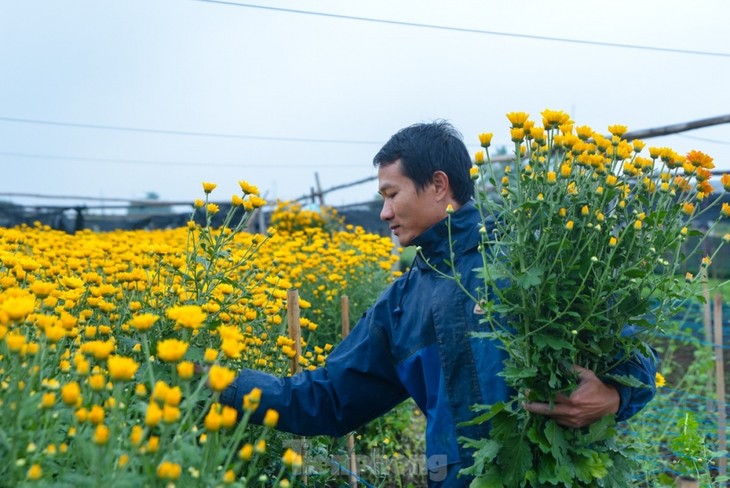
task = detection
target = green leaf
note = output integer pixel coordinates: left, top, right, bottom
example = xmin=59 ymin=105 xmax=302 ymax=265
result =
xmin=476 ymin=262 xmax=509 ymax=282
xmin=526 ymin=421 xmax=550 ymax=454
xmin=583 ymin=415 xmax=616 ymax=444
xmin=460 ymin=402 xmax=507 ymax=427
xmin=623 ymin=268 xmax=645 ymax=278
xmin=515 ymin=266 xmax=543 ymax=289
xmin=532 ymin=333 xmax=567 ymax=351
xmin=574 ymin=451 xmax=601 ymax=483
xmin=472 ymin=439 xmax=502 ymax=464
xmin=536 ymin=457 xmax=555 ymax=485
xmin=488 ymin=410 xmax=519 ymax=441
xmin=500 ymin=364 xmax=538 ymax=381
xmin=501 ymin=435 xmax=533 ymax=487
xmin=544 ymin=419 xmax=570 ymax=462
xmin=470 ymin=469 xmax=506 ymax=488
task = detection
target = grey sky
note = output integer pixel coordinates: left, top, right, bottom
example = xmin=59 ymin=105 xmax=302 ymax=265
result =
xmin=1 ymin=0 xmax=729 ymax=210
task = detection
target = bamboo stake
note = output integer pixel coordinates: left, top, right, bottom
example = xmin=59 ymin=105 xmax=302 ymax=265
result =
xmin=315 ymin=172 xmax=325 ymax=206
xmin=676 ymin=476 xmax=699 ymax=488
xmin=341 ymin=295 xmax=358 ymax=487
xmin=713 ymin=293 xmax=727 ymax=479
xmin=287 ymin=288 xmax=303 ymax=376
xmin=287 ymin=288 xmax=306 ymax=483
xmin=702 ymin=272 xmax=714 ymax=413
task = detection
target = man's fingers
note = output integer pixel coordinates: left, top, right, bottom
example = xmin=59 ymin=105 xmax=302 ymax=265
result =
xmin=524 ymin=401 xmax=558 ymax=415
xmin=554 ymin=392 xmax=570 ymax=403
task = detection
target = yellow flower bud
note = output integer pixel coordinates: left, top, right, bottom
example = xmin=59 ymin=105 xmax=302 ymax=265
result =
xmin=263 ymin=409 xmax=279 ymax=428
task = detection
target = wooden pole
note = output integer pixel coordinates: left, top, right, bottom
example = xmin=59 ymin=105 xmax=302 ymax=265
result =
xmin=713 ymin=293 xmax=727 ymax=479
xmin=287 ymin=288 xmax=303 ymax=376
xmin=623 ymin=113 xmax=730 ymax=141
xmin=315 ymin=172 xmax=325 ymax=206
xmin=341 ymin=295 xmax=358 ymax=487
xmin=675 ymin=476 xmax=699 ymax=488
xmin=287 ymin=288 xmax=306 ymax=483
xmin=702 ymin=271 xmax=714 ymax=413
xmin=258 ymin=206 xmax=266 ymax=234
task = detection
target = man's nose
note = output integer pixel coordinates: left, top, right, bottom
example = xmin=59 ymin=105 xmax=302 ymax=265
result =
xmin=380 ymin=201 xmax=393 ymax=221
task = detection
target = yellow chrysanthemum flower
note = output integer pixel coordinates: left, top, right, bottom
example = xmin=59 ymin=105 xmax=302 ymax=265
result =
xmin=2 ymin=294 xmax=35 ymax=322
xmin=685 ymin=149 xmax=714 ymax=169
xmin=474 ymin=151 xmax=485 ymax=166
xmin=506 ymin=112 xmax=529 ymax=128
xmin=107 ymin=355 xmax=139 ymax=381
xmin=27 ymin=464 xmax=42 ymax=481
xmin=263 ymin=409 xmax=279 ymax=428
xmin=145 ymin=402 xmax=163 ymax=428
xmin=510 ymin=128 xmax=525 ymax=142
xmin=205 ymin=406 xmax=222 ymax=432
xmin=239 ymin=443 xmax=254 ymax=461
xmin=239 ymin=180 xmax=259 ymax=195
xmin=478 ymin=132 xmax=493 ymax=147
xmin=541 ymin=109 xmax=571 ymax=129
xmin=93 ymin=424 xmax=110 ymax=445
xmin=681 ymin=202 xmax=695 ymax=216
xmin=721 ymin=203 xmax=730 ymax=217
xmin=721 ymin=174 xmax=730 ymax=191
xmin=207 ymin=364 xmax=236 ymax=392
xmin=156 ymin=461 xmax=182 ymax=481
xmin=243 ymin=387 xmax=262 ymax=412
xmin=607 ymin=124 xmax=628 ymax=137
xmin=166 ymin=305 xmax=207 ymax=329
xmin=129 ymin=313 xmax=159 ymax=332
xmin=176 ymin=361 xmax=195 ymax=380
xmin=282 ymin=448 xmax=304 ymax=469
xmin=61 ymin=381 xmax=82 ymax=406
xmin=156 ymin=339 xmax=189 ymax=363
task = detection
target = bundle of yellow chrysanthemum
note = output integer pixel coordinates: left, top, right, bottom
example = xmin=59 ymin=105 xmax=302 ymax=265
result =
xmin=460 ymin=109 xmax=729 ymax=486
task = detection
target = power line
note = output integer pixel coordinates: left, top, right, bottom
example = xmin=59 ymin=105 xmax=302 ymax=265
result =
xmin=0 ymin=150 xmax=362 ymax=168
xmin=0 ymin=116 xmax=383 ymax=145
xmin=195 ymin=0 xmax=730 ymax=58
xmin=678 ymin=134 xmax=730 ymax=146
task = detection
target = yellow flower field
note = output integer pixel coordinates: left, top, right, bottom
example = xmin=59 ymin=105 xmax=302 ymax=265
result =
xmin=0 ymin=185 xmax=398 ymax=486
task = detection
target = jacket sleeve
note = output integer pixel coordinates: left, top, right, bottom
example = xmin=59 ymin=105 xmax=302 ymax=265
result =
xmin=603 ymin=333 xmax=659 ymax=421
xmin=220 ymin=309 xmax=409 ymax=437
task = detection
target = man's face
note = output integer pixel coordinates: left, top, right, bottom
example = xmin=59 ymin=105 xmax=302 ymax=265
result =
xmin=378 ymin=159 xmax=448 ymax=247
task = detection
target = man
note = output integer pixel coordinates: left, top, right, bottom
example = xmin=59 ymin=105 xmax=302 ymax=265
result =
xmin=220 ymin=121 xmax=657 ymax=486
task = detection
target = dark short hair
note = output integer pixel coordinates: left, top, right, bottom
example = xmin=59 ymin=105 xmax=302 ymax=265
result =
xmin=373 ymin=120 xmax=474 ymax=205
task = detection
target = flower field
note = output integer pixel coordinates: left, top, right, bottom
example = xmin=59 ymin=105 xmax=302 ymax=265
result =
xmin=0 ymin=186 xmax=399 ymax=487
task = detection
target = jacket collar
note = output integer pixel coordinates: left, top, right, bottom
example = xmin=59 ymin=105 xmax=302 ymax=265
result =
xmin=411 ymin=200 xmax=481 ymax=272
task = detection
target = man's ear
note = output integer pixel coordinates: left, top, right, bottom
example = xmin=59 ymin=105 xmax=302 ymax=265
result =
xmin=432 ymin=171 xmax=451 ymax=201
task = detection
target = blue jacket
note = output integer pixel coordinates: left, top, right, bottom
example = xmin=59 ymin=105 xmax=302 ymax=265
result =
xmin=221 ymin=202 xmax=657 ymax=482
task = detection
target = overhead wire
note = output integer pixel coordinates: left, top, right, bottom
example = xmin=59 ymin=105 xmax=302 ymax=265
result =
xmin=195 ymin=0 xmax=730 ymax=58
xmin=0 ymin=116 xmax=383 ymax=145
xmin=0 ymin=150 xmax=363 ymax=168
xmin=678 ymin=133 xmax=730 ymax=146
